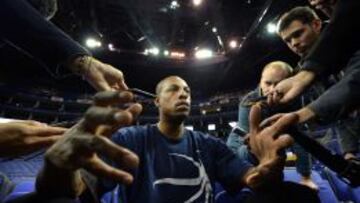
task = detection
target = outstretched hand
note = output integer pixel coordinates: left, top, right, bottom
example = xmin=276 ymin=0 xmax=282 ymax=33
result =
xmin=44 ymin=91 xmax=142 ymax=185
xmin=245 ymin=104 xmax=297 ymax=188
xmin=0 ymin=120 xmax=65 ymax=157
xmin=267 ymin=71 xmax=315 ymax=106
xmin=69 ymin=56 xmax=128 ymax=91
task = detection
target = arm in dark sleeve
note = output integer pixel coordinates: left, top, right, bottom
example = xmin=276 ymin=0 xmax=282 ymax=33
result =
xmin=307 ymin=66 xmax=360 ymax=121
xmin=225 ymin=103 xmax=250 ymax=153
xmin=211 ymin=137 xmax=253 ymax=192
xmin=238 ymin=104 xmax=251 ymax=133
xmin=0 ymin=0 xmax=90 ymax=72
xmin=301 ymin=0 xmax=360 ymax=76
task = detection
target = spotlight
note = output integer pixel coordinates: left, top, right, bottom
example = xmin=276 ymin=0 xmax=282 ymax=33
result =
xmin=146 ymin=47 xmax=160 ymax=56
xmin=108 ymin=43 xmax=115 ymax=51
xmin=228 ymin=40 xmax=238 ymax=49
xmin=212 ymin=27 xmax=217 ymax=33
xmin=208 ymin=124 xmax=216 ymax=131
xmin=164 ymin=50 xmax=169 ymax=56
xmin=193 ymin=0 xmax=203 ymax=6
xmin=170 ymin=51 xmax=186 ymax=58
xmin=85 ymin=38 xmax=102 ymax=48
xmin=195 ymin=49 xmax=213 ymax=59
xmin=267 ymin=23 xmax=277 ymax=34
xmin=170 ymin=0 xmax=180 ymax=9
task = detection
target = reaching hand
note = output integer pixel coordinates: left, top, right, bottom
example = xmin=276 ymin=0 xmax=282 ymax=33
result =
xmin=268 ymin=71 xmax=315 ymax=105
xmin=0 ymin=120 xmax=65 ymax=157
xmin=260 ymin=107 xmax=316 ymax=127
xmin=244 ymin=104 xmax=297 ymax=189
xmin=44 ymin=91 xmax=142 ymax=185
xmin=69 ymin=56 xmax=128 ymax=91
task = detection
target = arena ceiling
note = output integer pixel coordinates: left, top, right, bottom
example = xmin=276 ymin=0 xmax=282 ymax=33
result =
xmin=0 ymin=0 xmax=320 ymax=99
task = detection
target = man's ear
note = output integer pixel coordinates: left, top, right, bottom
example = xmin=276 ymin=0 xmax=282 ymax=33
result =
xmin=312 ymin=19 xmax=322 ymax=33
xmin=154 ymin=97 xmax=160 ymax=107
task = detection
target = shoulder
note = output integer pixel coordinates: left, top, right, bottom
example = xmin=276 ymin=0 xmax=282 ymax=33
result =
xmin=240 ymin=89 xmax=260 ymax=106
xmin=190 ymin=130 xmax=226 ymax=147
xmin=111 ymin=124 xmax=154 ymax=143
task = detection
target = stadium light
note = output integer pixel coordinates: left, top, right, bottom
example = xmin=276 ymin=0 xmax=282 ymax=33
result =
xmin=229 ymin=40 xmax=238 ymax=49
xmin=267 ymin=23 xmax=277 ymax=34
xmin=185 ymin=125 xmax=194 ymax=131
xmin=195 ymin=49 xmax=213 ymax=59
xmin=145 ymin=47 xmax=160 ymax=56
xmin=108 ymin=43 xmax=115 ymax=51
xmin=170 ymin=0 xmax=180 ymax=9
xmin=208 ymin=124 xmax=216 ymax=131
xmin=85 ymin=38 xmax=102 ymax=48
xmin=193 ymin=0 xmax=203 ymax=6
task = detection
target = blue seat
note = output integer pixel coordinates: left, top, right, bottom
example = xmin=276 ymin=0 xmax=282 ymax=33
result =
xmin=350 ymin=187 xmax=360 ymax=203
xmin=322 ymin=167 xmax=353 ymax=201
xmin=283 ymin=168 xmax=338 ymax=203
xmin=214 ymin=168 xmax=337 ymax=203
xmin=3 ymin=180 xmax=35 ymax=202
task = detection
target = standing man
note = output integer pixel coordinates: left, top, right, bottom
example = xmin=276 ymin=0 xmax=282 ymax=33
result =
xmin=268 ymin=0 xmax=360 ymax=124
xmin=227 ymin=61 xmax=317 ymax=190
xmin=275 ymin=6 xmax=359 ymax=160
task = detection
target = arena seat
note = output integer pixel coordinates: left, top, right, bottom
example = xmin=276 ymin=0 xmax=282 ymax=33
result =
xmin=214 ymin=168 xmax=339 ymax=203
xmin=350 ymin=187 xmax=360 ymax=203
xmin=323 ymin=167 xmax=360 ymax=203
xmin=284 ymin=168 xmax=338 ymax=203
xmin=3 ymin=180 xmax=35 ymax=202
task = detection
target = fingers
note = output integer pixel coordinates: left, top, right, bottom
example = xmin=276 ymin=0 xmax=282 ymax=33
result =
xmin=260 ymin=114 xmax=284 ymax=128
xmin=83 ymin=107 xmax=133 ymax=132
xmin=91 ymin=136 xmax=139 ymax=169
xmin=84 ymin=157 xmax=134 ymax=185
xmin=27 ymin=135 xmax=62 ymax=150
xmin=94 ymin=103 xmax=143 ymax=137
xmin=93 ymin=91 xmax=134 ymax=106
xmin=274 ymin=134 xmax=294 ymax=150
xmin=279 ymin=90 xmax=295 ymax=104
xmin=19 ymin=120 xmax=47 ymax=127
xmin=29 ymin=126 xmax=67 ymax=136
xmin=127 ymin=103 xmax=143 ymax=119
xmin=117 ymin=78 xmax=129 ymax=91
xmin=249 ymin=104 xmax=262 ymax=134
xmin=265 ymin=113 xmax=299 ymax=136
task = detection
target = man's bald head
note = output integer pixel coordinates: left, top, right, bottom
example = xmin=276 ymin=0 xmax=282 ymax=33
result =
xmin=260 ymin=61 xmax=293 ymax=96
xmin=156 ymin=76 xmax=187 ymax=96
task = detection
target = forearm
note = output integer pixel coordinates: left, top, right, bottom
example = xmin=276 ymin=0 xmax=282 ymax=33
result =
xmin=0 ymin=0 xmax=90 ymax=71
xmin=307 ymin=69 xmax=360 ymax=121
xmin=302 ymin=0 xmax=360 ymax=76
xmin=36 ymin=158 xmax=86 ymax=198
xmin=294 ymin=107 xmax=316 ymax=124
